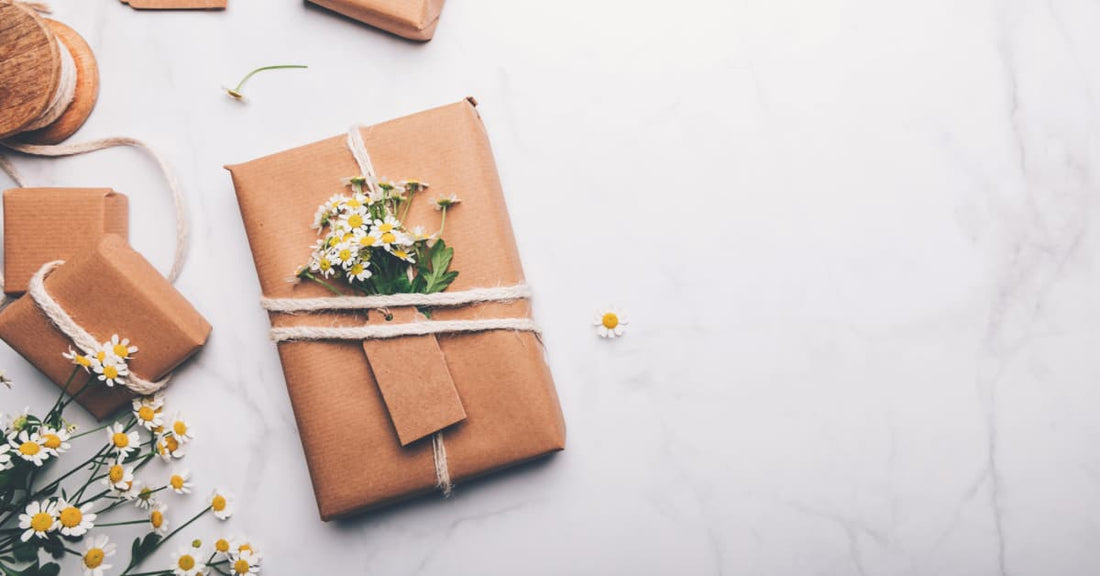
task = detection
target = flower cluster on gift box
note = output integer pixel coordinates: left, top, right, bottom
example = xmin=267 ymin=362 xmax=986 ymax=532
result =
xmin=299 ymin=177 xmax=461 ymax=297
xmin=0 ymin=342 xmax=264 ymax=576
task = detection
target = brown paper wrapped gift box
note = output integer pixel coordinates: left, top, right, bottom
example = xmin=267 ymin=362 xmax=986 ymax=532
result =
xmin=308 ymin=0 xmax=445 ymax=41
xmin=227 ymin=98 xmax=565 ymax=519
xmin=4 ymin=188 xmax=128 ymax=295
xmin=0 ymin=235 xmax=212 ymax=419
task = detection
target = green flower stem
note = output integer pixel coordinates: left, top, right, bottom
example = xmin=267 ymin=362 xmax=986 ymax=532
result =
xmin=120 ymin=507 xmax=210 ymax=576
xmin=70 ymin=422 xmax=111 ymax=440
xmin=45 ymin=366 xmax=81 ymax=423
xmin=227 ymin=64 xmax=308 ymax=99
xmin=438 ymin=206 xmax=449 ymax=238
xmin=302 ymin=272 xmax=344 ymax=296
xmin=122 ymin=571 xmax=171 ymax=576
xmin=97 ymin=519 xmax=149 ymax=527
xmin=399 ymin=188 xmax=417 ymax=222
xmin=57 ymin=373 xmax=96 ymax=414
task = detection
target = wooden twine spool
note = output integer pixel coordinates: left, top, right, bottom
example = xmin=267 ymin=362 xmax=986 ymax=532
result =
xmin=0 ymin=1 xmax=99 ymax=144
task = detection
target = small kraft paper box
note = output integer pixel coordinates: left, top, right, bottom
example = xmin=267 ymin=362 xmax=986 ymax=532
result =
xmin=227 ymin=98 xmax=566 ymax=520
xmin=308 ymin=0 xmax=445 ymax=41
xmin=0 ymin=235 xmax=211 ymax=419
xmin=4 ymin=188 xmax=128 ymax=295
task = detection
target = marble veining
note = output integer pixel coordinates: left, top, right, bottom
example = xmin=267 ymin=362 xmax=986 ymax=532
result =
xmin=2 ymin=0 xmax=1100 ymax=574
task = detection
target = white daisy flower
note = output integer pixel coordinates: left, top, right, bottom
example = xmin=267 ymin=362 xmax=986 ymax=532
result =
xmin=155 ymin=434 xmax=187 ymax=461
xmin=372 ymin=216 xmax=406 ymax=247
xmin=104 ymin=460 xmax=135 ymax=491
xmin=434 ymin=194 xmax=461 ymax=210
xmin=10 ymin=430 xmax=49 ymax=466
xmin=108 ymin=334 xmax=138 ymax=359
xmin=0 ymin=444 xmax=11 ymax=470
xmin=114 ymin=478 xmax=143 ymax=501
xmin=409 ymin=226 xmax=435 ymax=243
xmin=93 ymin=356 xmax=129 ymax=387
xmin=389 ymin=246 xmax=416 ymax=264
xmin=149 ymin=502 xmax=169 ymax=535
xmin=135 ymin=485 xmax=159 ymax=510
xmin=399 ymin=179 xmax=429 ymax=193
xmin=210 ymin=489 xmax=234 ymax=520
xmin=170 ymin=545 xmax=205 ymax=576
xmin=105 ymin=423 xmax=139 ymax=457
xmin=18 ymin=500 xmax=57 ymax=541
xmin=39 ymin=427 xmax=71 ymax=455
xmin=347 ymin=261 xmax=372 ymax=283
xmin=168 ymin=413 xmax=194 ymax=444
xmin=63 ymin=347 xmax=98 ymax=372
xmin=82 ymin=534 xmax=115 ymax=576
xmin=168 ymin=468 xmax=193 ymax=495
xmin=55 ymin=498 xmax=96 ymax=537
xmin=132 ymin=396 xmax=165 ymax=431
xmin=229 ymin=549 xmax=261 ymax=575
xmin=331 ymin=242 xmax=359 ymax=270
xmin=594 ymin=307 xmax=628 ymax=338
xmin=354 ymin=228 xmax=380 ymax=249
xmin=309 ymin=253 xmax=336 ymax=278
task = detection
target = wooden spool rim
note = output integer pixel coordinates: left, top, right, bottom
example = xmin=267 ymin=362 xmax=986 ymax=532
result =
xmin=0 ymin=3 xmax=99 ymax=143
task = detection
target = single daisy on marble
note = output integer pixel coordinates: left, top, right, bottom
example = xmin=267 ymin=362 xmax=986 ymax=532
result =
xmin=82 ymin=534 xmax=115 ymax=576
xmin=170 ymin=544 xmax=205 ymax=576
xmin=594 ymin=307 xmax=628 ymax=339
xmin=105 ymin=423 xmax=140 ymax=458
xmin=132 ymin=395 xmax=165 ymax=431
xmin=210 ymin=489 xmax=235 ymax=520
xmin=18 ymin=500 xmax=57 ymax=541
xmin=149 ymin=502 xmax=170 ymax=535
xmin=230 ymin=549 xmax=262 ymax=575
xmin=55 ymin=498 xmax=96 ymax=537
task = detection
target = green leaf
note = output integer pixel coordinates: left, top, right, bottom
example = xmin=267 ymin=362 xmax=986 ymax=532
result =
xmin=40 ymin=538 xmax=63 ymax=560
xmin=419 ymin=240 xmax=459 ymax=294
xmin=12 ymin=542 xmax=37 ymax=563
xmin=37 ymin=563 xmax=60 ymax=576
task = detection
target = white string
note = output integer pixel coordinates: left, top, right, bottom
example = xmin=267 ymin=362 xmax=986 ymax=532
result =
xmin=262 ymin=284 xmax=531 ymax=313
xmin=2 ymin=137 xmax=189 ymax=283
xmin=432 ymin=431 xmax=452 ymax=497
xmin=0 ymin=156 xmax=24 ymax=187
xmin=346 ymin=125 xmax=379 ymax=195
xmin=23 ymin=37 xmax=77 ymax=132
xmin=27 ymin=260 xmax=168 ymax=395
xmin=271 ymin=317 xmax=539 ymax=343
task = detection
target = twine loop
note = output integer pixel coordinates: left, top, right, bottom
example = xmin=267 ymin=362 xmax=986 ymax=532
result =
xmin=27 ymin=260 xmax=168 ymax=395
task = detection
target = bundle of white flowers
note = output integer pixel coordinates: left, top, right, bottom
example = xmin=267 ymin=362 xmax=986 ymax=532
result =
xmin=0 ymin=339 xmax=263 ymax=576
xmin=298 ymin=176 xmax=461 ymax=299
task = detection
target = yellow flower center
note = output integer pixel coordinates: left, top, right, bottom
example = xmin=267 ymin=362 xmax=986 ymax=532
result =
xmin=338 ymin=249 xmax=352 ymax=262
xmin=113 ymin=344 xmax=130 ymax=357
xmin=84 ymin=548 xmax=104 ymax=568
xmin=346 ymin=198 xmax=361 ymax=209
xmin=112 ymin=432 xmax=130 ymax=448
xmin=95 ymin=351 xmax=106 ymax=363
xmin=42 ymin=434 xmax=62 ymax=449
xmin=238 ymin=544 xmax=253 ymax=554
xmin=601 ymin=313 xmax=619 ymax=330
xmin=30 ymin=512 xmax=53 ymax=532
xmin=59 ymin=506 xmax=82 ymax=528
xmin=151 ymin=510 xmax=164 ymax=528
xmin=379 ymin=223 xmax=394 ymax=233
xmin=109 ymin=465 xmax=125 ymax=483
xmin=348 ymin=214 xmax=363 ymax=228
xmin=19 ymin=441 xmax=40 ymax=456
xmin=103 ymin=365 xmax=119 ymax=380
xmin=211 ymin=495 xmax=227 ymax=512
xmin=138 ymin=406 xmax=156 ymax=422
xmin=381 ymin=232 xmax=396 ymax=244
xmin=234 ymin=558 xmax=250 ymax=574
xmin=164 ymin=436 xmax=180 ymax=453
xmin=215 ymin=539 xmax=230 ymax=553
xmin=350 ymin=263 xmax=364 ymax=276
xmin=319 ymin=259 xmax=332 ymax=271
xmin=393 ymin=250 xmax=408 ymax=260
xmin=75 ymin=355 xmax=91 ymax=367
xmin=171 ymin=475 xmax=185 ymax=490
xmin=360 ymin=235 xmax=376 ymax=246
xmin=177 ymin=554 xmax=195 ymax=570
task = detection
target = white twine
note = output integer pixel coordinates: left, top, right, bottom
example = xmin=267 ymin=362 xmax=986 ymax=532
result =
xmin=262 ymin=283 xmax=532 ymax=313
xmin=27 ymin=260 xmax=168 ymax=395
xmin=256 ymin=125 xmax=547 ymax=497
xmin=24 ymin=37 xmax=77 ymax=131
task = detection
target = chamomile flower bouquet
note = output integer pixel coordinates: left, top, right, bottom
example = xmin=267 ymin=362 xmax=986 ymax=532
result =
xmin=0 ymin=338 xmax=263 ymax=576
xmin=297 ymin=176 xmax=461 ymax=301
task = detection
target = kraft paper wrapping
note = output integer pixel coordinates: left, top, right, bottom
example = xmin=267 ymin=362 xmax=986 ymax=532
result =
xmin=0 ymin=235 xmax=211 ymax=419
xmin=3 ymin=188 xmax=128 ymax=295
xmin=308 ymin=0 xmax=445 ymax=41
xmin=227 ymin=99 xmax=566 ymax=520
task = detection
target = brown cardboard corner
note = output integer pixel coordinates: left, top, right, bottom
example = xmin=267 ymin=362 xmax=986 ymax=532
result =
xmin=306 ymin=0 xmax=444 ymax=41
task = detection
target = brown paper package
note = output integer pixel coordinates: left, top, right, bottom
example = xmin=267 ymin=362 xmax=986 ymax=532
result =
xmin=0 ymin=235 xmax=212 ymax=419
xmin=119 ymin=0 xmax=227 ymax=10
xmin=4 ymin=188 xmax=128 ymax=295
xmin=226 ymin=99 xmax=565 ymax=520
xmin=308 ymin=0 xmax=445 ymax=41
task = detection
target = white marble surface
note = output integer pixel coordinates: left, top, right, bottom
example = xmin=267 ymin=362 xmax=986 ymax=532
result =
xmin=4 ymin=0 xmax=1100 ymax=574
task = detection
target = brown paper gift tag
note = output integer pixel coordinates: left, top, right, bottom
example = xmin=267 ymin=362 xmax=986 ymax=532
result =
xmin=227 ymin=98 xmax=566 ymax=519
xmin=3 ymin=188 xmax=128 ymax=295
xmin=0 ymin=235 xmax=212 ymax=419
xmin=119 ymin=0 xmax=227 ymax=10
xmin=362 ymin=307 xmax=466 ymax=446
xmin=307 ymin=0 xmax=445 ymax=41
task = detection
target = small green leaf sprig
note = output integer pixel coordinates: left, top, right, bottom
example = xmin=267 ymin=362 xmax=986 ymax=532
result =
xmin=297 ymin=177 xmax=461 ymax=303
